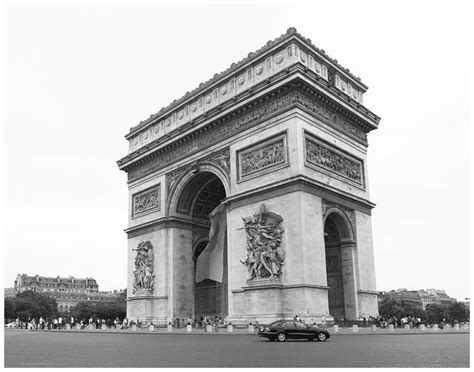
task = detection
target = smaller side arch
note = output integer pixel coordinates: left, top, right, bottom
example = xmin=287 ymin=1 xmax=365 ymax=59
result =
xmin=323 ymin=208 xmax=355 ymax=243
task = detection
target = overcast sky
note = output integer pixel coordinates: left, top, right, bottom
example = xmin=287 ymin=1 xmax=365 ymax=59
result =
xmin=3 ymin=0 xmax=471 ymax=301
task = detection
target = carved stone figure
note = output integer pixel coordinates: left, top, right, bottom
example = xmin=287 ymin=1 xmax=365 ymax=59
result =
xmin=240 ymin=205 xmax=285 ymax=280
xmin=132 ymin=241 xmax=155 ymax=293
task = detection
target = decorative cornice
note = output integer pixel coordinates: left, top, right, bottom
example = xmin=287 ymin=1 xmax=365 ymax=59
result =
xmin=119 ymin=80 xmax=376 ymax=183
xmin=123 ymin=28 xmax=379 ymax=156
xmin=128 ymin=28 xmax=367 ymax=133
xmin=224 ymin=174 xmax=376 ymax=214
xmin=125 ymin=216 xmax=210 ymax=238
xmin=232 ymin=283 xmax=329 ymax=293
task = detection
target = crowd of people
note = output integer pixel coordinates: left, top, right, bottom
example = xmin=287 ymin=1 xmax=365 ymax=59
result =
xmin=8 ymin=314 xmax=467 ymax=331
xmin=9 ymin=316 xmax=134 ymax=330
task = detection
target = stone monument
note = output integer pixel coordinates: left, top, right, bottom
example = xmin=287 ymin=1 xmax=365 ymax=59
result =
xmin=117 ymin=28 xmax=380 ymax=324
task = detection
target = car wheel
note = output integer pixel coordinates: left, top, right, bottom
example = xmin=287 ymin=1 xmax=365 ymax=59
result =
xmin=277 ymin=332 xmax=286 ymax=342
xmin=317 ymin=332 xmax=327 ymax=342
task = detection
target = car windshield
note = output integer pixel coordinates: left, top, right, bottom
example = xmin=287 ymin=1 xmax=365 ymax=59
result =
xmin=294 ymin=321 xmax=308 ymax=329
xmin=266 ymin=320 xmax=284 ymax=327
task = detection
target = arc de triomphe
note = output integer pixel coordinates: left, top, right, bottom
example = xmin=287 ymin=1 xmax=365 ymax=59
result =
xmin=117 ymin=28 xmax=380 ymax=324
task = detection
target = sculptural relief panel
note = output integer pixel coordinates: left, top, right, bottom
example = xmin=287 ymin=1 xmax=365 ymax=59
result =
xmin=237 ymin=132 xmax=288 ymax=182
xmin=132 ymin=184 xmax=161 ymax=218
xmin=304 ymin=132 xmax=365 ymax=188
xmin=132 ymin=241 xmax=155 ymax=294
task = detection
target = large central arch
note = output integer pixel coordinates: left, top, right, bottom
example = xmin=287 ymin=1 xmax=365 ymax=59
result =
xmin=175 ymin=171 xmax=228 ymax=319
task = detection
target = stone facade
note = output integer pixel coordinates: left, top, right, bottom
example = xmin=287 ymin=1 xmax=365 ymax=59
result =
xmin=118 ymin=28 xmax=381 ymax=324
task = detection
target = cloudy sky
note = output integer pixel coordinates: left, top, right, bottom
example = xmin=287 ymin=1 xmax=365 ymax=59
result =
xmin=3 ymin=0 xmax=471 ymax=301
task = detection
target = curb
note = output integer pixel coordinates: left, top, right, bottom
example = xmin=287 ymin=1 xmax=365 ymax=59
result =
xmin=10 ymin=328 xmax=470 ymax=337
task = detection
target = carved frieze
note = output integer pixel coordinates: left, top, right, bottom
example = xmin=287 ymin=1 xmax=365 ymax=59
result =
xmin=305 ymin=133 xmax=364 ymax=187
xmin=132 ymin=184 xmax=161 ymax=217
xmin=127 ymin=89 xmax=367 ymax=182
xmin=237 ymin=132 xmax=288 ymax=181
xmin=132 ymin=241 xmax=155 ymax=294
xmin=294 ymin=93 xmax=366 ymax=141
xmin=240 ymin=205 xmax=285 ymax=280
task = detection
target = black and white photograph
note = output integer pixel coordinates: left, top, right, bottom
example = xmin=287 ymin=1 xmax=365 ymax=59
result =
xmin=2 ymin=0 xmax=471 ymax=368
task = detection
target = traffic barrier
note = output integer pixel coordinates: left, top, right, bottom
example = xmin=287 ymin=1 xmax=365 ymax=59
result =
xmin=333 ymin=324 xmax=339 ymax=333
xmin=388 ymin=324 xmax=394 ymax=331
xmin=454 ymin=324 xmax=460 ymax=331
xmin=420 ymin=324 xmax=426 ymax=331
xmin=167 ymin=323 xmax=173 ymax=332
xmin=444 ymin=324 xmax=451 ymax=330
xmin=187 ymin=325 xmax=192 ymax=332
xmin=205 ymin=325 xmax=213 ymax=333
xmin=75 ymin=324 xmax=81 ymax=330
xmin=227 ymin=324 xmax=233 ymax=333
xmin=404 ymin=324 xmax=410 ymax=330
xmin=131 ymin=325 xmax=137 ymax=331
xmin=352 ymin=324 xmax=359 ymax=333
xmin=65 ymin=324 xmax=71 ymax=330
xmin=248 ymin=324 xmax=254 ymax=333
xmin=371 ymin=325 xmax=377 ymax=332
xmin=433 ymin=324 xmax=439 ymax=331
xmin=149 ymin=324 xmax=154 ymax=332
xmin=461 ymin=324 xmax=469 ymax=331
xmin=87 ymin=324 xmax=94 ymax=331
xmin=101 ymin=324 xmax=107 ymax=330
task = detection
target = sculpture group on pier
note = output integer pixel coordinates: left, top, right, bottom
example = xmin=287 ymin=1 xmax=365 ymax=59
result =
xmin=241 ymin=205 xmax=285 ymax=280
xmin=132 ymin=241 xmax=155 ymax=293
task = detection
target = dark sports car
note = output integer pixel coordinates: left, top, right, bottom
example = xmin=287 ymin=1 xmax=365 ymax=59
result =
xmin=258 ymin=320 xmax=330 ymax=342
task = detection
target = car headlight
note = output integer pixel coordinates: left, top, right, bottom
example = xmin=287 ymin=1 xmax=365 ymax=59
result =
xmin=264 ymin=327 xmax=270 ymax=332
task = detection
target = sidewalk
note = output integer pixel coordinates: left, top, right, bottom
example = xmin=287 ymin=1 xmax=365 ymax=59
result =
xmin=22 ymin=325 xmax=470 ymax=336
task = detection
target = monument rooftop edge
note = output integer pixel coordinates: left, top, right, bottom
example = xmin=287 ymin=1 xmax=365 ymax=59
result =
xmin=121 ymin=28 xmax=381 ymax=159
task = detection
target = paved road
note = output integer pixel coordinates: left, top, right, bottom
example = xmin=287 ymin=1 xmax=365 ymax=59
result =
xmin=4 ymin=329 xmax=469 ymax=367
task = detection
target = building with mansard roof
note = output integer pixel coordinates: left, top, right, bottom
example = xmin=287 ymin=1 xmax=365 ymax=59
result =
xmin=378 ymin=288 xmax=457 ymax=310
xmin=13 ymin=274 xmax=121 ymax=312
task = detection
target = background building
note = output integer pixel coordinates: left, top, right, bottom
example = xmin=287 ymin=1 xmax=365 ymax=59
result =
xmin=13 ymin=274 xmax=122 ymax=312
xmin=4 ymin=288 xmax=16 ymax=298
xmin=379 ymin=288 xmax=457 ymax=310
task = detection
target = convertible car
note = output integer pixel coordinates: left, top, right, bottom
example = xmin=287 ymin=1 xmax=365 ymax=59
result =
xmin=258 ymin=320 xmax=330 ymax=342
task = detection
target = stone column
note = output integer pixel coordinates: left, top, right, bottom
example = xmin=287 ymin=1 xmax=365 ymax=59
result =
xmin=340 ymin=242 xmax=359 ymax=320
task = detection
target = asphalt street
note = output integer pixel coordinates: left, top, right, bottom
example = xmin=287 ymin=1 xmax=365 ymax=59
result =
xmin=4 ymin=328 xmax=469 ymax=367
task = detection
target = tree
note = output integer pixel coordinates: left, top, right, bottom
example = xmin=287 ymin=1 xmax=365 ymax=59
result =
xmin=4 ymin=297 xmax=16 ymax=320
xmin=378 ymin=297 xmax=424 ymax=320
xmin=13 ymin=290 xmax=58 ymax=321
xmin=71 ymin=302 xmax=97 ymax=321
xmin=424 ymin=303 xmax=449 ymax=324
xmin=71 ymin=297 xmax=126 ymax=322
xmin=447 ymin=302 xmax=469 ymax=322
